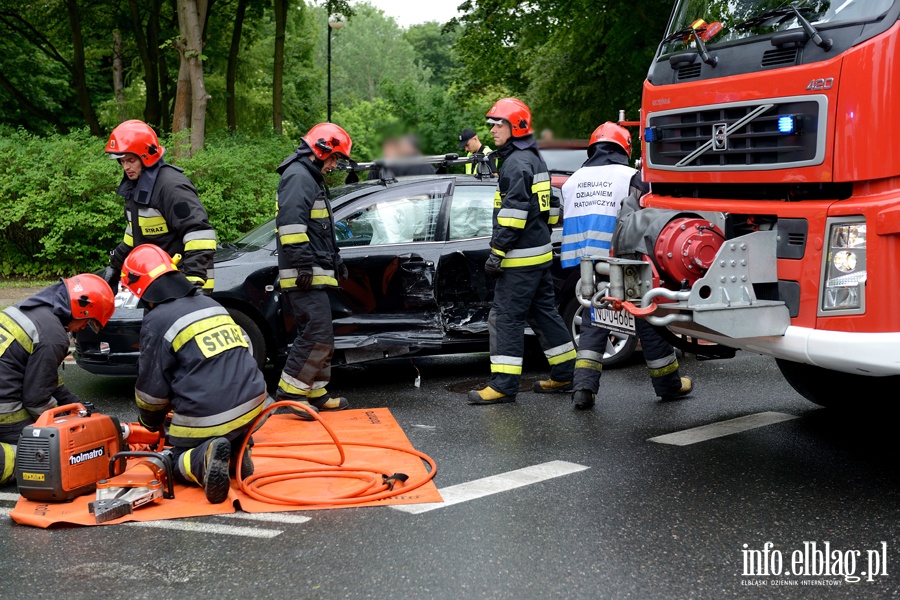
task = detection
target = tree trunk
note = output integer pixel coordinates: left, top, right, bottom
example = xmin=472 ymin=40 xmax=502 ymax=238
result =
xmin=226 ymin=0 xmax=248 ymax=132
xmin=172 ymin=0 xmax=192 ymax=147
xmin=272 ymin=0 xmax=288 ymax=135
xmin=112 ymin=29 xmax=126 ymax=122
xmin=65 ymin=0 xmax=102 ymax=135
xmin=154 ymin=0 xmax=172 ymax=132
xmin=178 ymin=0 xmax=210 ymax=156
xmin=129 ymin=0 xmax=161 ymax=126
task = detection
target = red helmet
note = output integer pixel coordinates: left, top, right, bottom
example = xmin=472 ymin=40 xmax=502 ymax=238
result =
xmin=303 ymin=123 xmax=353 ymax=161
xmin=65 ymin=274 xmax=116 ymax=329
xmin=106 ymin=120 xmax=165 ymax=167
xmin=590 ymin=122 xmax=632 ymax=157
xmin=120 ymin=244 xmax=179 ymax=299
xmin=486 ymin=98 xmax=533 ymax=137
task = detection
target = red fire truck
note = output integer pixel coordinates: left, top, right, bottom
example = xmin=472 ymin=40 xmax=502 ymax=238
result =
xmin=581 ymin=1 xmax=899 ymax=407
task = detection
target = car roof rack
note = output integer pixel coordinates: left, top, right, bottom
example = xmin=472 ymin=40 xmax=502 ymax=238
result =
xmin=338 ymin=153 xmax=497 ymax=185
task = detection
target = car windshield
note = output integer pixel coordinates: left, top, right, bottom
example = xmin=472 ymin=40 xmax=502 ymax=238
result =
xmin=542 ymin=149 xmax=586 ymax=174
xmin=662 ymin=0 xmax=895 ymax=54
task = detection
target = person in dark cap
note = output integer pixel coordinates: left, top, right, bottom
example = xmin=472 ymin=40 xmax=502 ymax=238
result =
xmin=458 ymin=128 xmax=496 ymax=174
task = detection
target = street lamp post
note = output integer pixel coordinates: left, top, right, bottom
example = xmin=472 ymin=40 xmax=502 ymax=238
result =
xmin=327 ymin=14 xmax=345 ymax=123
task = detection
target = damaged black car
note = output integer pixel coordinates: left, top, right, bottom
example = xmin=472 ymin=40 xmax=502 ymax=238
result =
xmin=75 ymin=172 xmax=636 ymax=376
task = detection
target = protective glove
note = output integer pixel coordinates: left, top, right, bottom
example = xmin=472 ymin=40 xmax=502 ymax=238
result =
xmin=484 ymin=252 xmax=504 ymax=279
xmin=102 ymin=265 xmax=120 ymax=293
xmin=338 ymin=262 xmax=349 ymax=282
xmin=296 ymin=269 xmax=313 ymax=291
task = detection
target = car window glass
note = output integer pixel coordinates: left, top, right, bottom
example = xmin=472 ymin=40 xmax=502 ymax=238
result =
xmin=335 ymin=182 xmax=448 ymax=247
xmin=542 ymin=149 xmax=586 ymax=174
xmin=235 ymin=218 xmax=276 ymax=248
xmin=448 ymin=185 xmax=496 ymax=240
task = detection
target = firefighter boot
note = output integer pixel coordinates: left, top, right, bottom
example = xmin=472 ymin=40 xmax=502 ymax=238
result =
xmin=660 ymin=377 xmax=694 ymax=402
xmin=203 ymin=438 xmax=232 ymax=504
xmin=533 ymin=378 xmax=574 ymax=394
xmin=572 ymin=390 xmax=595 ymax=410
xmin=290 ymin=396 xmax=349 ymax=421
xmin=230 ymin=445 xmax=254 ymax=480
xmin=467 ymin=386 xmax=516 ymax=405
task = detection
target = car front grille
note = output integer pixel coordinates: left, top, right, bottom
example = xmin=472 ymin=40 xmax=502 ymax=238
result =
xmin=646 ymin=95 xmax=827 ymax=172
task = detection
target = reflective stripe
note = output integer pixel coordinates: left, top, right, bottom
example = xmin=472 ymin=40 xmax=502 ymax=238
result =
xmin=26 ymin=399 xmax=56 ymax=418
xmin=496 ymin=208 xmax=528 ymax=229
xmin=490 ymin=363 xmax=523 ymax=375
xmin=0 ymin=307 xmax=39 ymax=353
xmin=576 ymin=349 xmax=605 ymax=363
xmin=168 ymin=395 xmax=265 ymax=439
xmin=124 ymin=232 xmax=134 ymax=246
xmin=493 ymin=190 xmax=502 ymax=209
xmin=280 ymin=233 xmax=309 ymax=245
xmin=279 ymin=268 xmax=300 ymax=279
xmin=135 ymin=390 xmax=170 ymax=411
xmin=163 ymin=306 xmax=230 ymax=344
xmin=180 ymin=449 xmax=200 ymax=484
xmin=138 ymin=207 xmax=164 ymax=218
xmin=185 ymin=276 xmax=205 ymax=284
xmin=575 ymin=359 xmax=603 ymax=372
xmin=171 ymin=316 xmax=235 ymax=352
xmin=202 ymin=278 xmax=215 ymax=290
xmin=184 ymin=230 xmax=217 ymax=252
xmin=531 ymin=172 xmax=552 ymax=213
xmin=278 ymin=224 xmax=308 ymax=235
xmin=562 ymin=231 xmax=614 ymax=245
xmin=547 ymin=349 xmax=576 ymax=366
xmin=544 ymin=342 xmax=575 ymax=359
xmin=491 ymin=248 xmax=506 ymax=257
xmin=646 ymin=353 xmax=677 ymax=370
xmin=548 ymin=207 xmax=560 ymax=225
xmin=2 ymin=442 xmax=15 ymax=484
xmin=307 ymin=388 xmax=328 ymax=400
xmin=280 ymin=268 xmax=337 ymax=288
xmin=170 ymin=393 xmax=265 ymax=428
xmin=532 ymin=172 xmax=550 ymax=184
xmin=648 ymin=360 xmax=679 ymax=378
xmin=310 ymin=200 xmax=329 ymax=219
xmin=490 ymin=355 xmax=523 ymax=366
xmin=279 ymin=372 xmax=326 ymax=394
xmin=0 ymin=407 xmax=29 ymax=424
xmin=560 ymin=248 xmax=610 ymax=264
xmin=500 ymin=244 xmax=553 ymax=268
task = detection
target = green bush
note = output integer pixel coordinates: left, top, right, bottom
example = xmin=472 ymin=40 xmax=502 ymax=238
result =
xmin=0 ymin=129 xmax=295 ymax=277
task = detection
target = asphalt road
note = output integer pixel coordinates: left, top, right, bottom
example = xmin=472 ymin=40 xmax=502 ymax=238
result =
xmin=1 ymin=350 xmax=897 ymax=599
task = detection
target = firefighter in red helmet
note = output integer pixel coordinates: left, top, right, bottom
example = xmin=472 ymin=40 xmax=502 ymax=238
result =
xmin=273 ymin=123 xmax=353 ymax=418
xmin=468 ymin=98 xmax=576 ymax=404
xmin=121 ymin=244 xmax=268 ymax=503
xmin=0 ymin=275 xmax=115 ymax=483
xmin=102 ymin=119 xmax=217 ymax=295
xmin=561 ymin=122 xmax=692 ymax=409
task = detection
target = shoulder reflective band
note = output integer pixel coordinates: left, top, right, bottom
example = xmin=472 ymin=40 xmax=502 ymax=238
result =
xmin=138 ymin=208 xmax=168 ymax=236
xmin=0 ymin=308 xmax=38 ymax=354
xmin=531 ymin=172 xmax=551 ymax=213
xmin=163 ymin=306 xmax=231 ymax=351
xmin=183 ymin=229 xmax=217 ymax=252
xmin=496 ymin=208 xmax=528 ymax=229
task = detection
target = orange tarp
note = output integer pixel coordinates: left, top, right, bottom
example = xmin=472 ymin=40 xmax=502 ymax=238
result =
xmin=10 ymin=408 xmax=440 ymax=528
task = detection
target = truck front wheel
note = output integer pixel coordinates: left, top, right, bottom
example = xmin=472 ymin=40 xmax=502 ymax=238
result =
xmin=775 ymin=359 xmax=895 ymax=409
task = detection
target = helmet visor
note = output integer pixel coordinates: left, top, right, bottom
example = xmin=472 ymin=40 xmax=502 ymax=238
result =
xmin=88 ymin=319 xmax=102 ymax=334
xmin=486 ymin=118 xmax=505 ymax=126
xmin=107 ymin=152 xmax=126 ymax=160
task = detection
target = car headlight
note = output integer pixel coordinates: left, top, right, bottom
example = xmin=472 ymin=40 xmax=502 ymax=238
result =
xmin=822 ymin=219 xmax=866 ymax=312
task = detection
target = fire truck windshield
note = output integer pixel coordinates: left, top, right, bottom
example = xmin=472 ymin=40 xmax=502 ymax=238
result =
xmin=662 ymin=0 xmax=895 ymax=54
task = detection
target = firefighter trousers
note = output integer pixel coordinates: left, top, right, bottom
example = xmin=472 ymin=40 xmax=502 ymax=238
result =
xmin=276 ymin=289 xmax=334 ymax=402
xmin=488 ymin=267 xmax=576 ymax=395
xmin=573 ymin=317 xmax=683 ymax=397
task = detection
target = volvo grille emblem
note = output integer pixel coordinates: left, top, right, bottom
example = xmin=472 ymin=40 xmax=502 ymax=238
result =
xmin=712 ymin=123 xmax=727 ymax=151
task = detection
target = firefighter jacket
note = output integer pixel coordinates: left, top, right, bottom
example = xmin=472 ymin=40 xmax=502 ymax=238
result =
xmin=110 ymin=160 xmax=217 ymax=290
xmin=560 ymin=145 xmax=639 ymax=268
xmin=134 ymin=293 xmax=267 ymax=448
xmin=0 ymin=282 xmax=81 ymax=442
xmin=275 ymin=144 xmax=341 ymax=290
xmin=490 ymin=135 xmax=558 ymax=270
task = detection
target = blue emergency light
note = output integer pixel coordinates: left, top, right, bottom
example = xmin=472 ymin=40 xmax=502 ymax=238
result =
xmin=644 ymin=127 xmax=657 ymax=143
xmin=777 ymin=115 xmax=796 ymax=134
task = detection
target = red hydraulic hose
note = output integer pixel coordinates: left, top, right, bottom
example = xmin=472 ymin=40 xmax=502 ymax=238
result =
xmin=234 ymin=401 xmax=437 ymax=506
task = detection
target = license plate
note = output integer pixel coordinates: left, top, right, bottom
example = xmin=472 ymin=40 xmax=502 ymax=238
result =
xmin=590 ymin=306 xmax=635 ymax=334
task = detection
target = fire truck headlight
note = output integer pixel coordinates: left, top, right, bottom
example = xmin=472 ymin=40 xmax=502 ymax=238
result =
xmin=822 ymin=220 xmax=866 ymax=312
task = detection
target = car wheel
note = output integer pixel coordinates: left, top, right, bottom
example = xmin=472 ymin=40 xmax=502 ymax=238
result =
xmin=561 ymin=297 xmax=637 ymax=368
xmin=227 ymin=308 xmax=267 ymax=370
xmin=775 ymin=359 xmax=894 ymax=409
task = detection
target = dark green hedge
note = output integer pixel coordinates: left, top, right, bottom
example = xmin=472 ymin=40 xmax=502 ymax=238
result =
xmin=0 ymin=129 xmax=295 ymax=277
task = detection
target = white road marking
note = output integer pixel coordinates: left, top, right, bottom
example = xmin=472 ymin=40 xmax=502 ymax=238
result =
xmin=648 ymin=411 xmax=800 ymax=446
xmin=391 ymin=460 xmax=590 ymax=514
xmin=124 ymin=520 xmax=282 ymax=538
xmin=0 ymin=492 xmax=20 ymax=501
xmin=219 ymin=511 xmax=311 ymax=524
xmin=0 ymin=507 xmax=10 ymax=517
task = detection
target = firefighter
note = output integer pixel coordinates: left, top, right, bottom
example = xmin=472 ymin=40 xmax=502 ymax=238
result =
xmin=457 ymin=128 xmax=496 ymax=175
xmin=560 ymin=122 xmax=693 ymax=409
xmin=121 ymin=244 xmax=267 ymax=503
xmin=274 ymin=123 xmax=353 ymax=418
xmin=468 ymin=98 xmax=576 ymax=405
xmin=102 ymin=119 xmax=217 ymax=294
xmin=0 ymin=275 xmax=115 ymax=483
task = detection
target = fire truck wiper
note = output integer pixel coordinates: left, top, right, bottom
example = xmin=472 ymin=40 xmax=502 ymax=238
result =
xmin=788 ymin=5 xmax=833 ymax=51
xmin=661 ymin=25 xmax=716 ymax=68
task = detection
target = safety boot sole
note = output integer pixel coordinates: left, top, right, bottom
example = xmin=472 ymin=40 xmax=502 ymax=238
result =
xmin=203 ymin=438 xmax=232 ymax=504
